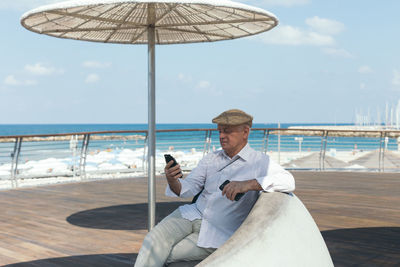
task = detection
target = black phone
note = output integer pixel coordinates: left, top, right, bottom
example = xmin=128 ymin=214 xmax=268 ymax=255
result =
xmin=219 ymin=180 xmax=230 ymax=191
xmin=164 ymin=154 xmax=178 ymax=167
xmin=164 ymin=154 xmax=182 ymax=178
xmin=219 ymin=180 xmax=244 ymax=201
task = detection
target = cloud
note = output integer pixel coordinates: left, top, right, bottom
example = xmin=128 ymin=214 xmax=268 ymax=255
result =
xmin=260 ymin=25 xmax=334 ymax=46
xmin=4 ymin=75 xmax=19 ymax=86
xmin=24 ymin=80 xmax=37 ymax=86
xmin=392 ymin=69 xmax=400 ymax=86
xmin=24 ymin=63 xmax=63 ymax=76
xmin=305 ymin=16 xmax=345 ymax=35
xmin=4 ymin=75 xmax=37 ymax=86
xmin=360 ymin=83 xmax=366 ymax=89
xmin=0 ymin=0 xmax=60 ymax=10
xmin=322 ymin=48 xmax=353 ymax=58
xmin=82 ymin=61 xmax=111 ymax=68
xmin=259 ymin=17 xmax=350 ymax=58
xmin=259 ymin=0 xmax=310 ymax=7
xmin=85 ymin=73 xmax=100 ymax=83
xmin=358 ymin=65 xmax=373 ymax=74
xmin=177 ymin=73 xmax=192 ymax=83
xmin=197 ymin=80 xmax=211 ymax=89
xmin=194 ymin=80 xmax=222 ymax=96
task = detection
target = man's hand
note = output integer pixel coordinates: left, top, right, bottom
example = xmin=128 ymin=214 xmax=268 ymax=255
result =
xmin=164 ymin=160 xmax=182 ymax=195
xmin=221 ymin=179 xmax=262 ymax=201
xmin=222 ymin=181 xmax=248 ymax=201
xmin=165 ymin=160 xmax=182 ymax=181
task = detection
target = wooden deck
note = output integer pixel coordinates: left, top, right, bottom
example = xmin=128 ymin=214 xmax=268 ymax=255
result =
xmin=0 ymin=171 xmax=399 ymax=266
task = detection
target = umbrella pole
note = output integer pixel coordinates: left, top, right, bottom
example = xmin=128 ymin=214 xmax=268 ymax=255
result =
xmin=147 ymin=24 xmax=156 ymax=231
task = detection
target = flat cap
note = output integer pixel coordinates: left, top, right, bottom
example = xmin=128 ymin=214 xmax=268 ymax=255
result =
xmin=212 ymin=109 xmax=253 ymax=127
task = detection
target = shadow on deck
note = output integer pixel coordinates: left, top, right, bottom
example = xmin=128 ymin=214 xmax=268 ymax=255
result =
xmin=66 ymin=202 xmax=187 ymax=230
xmin=323 ymin=227 xmax=400 ymax=266
xmin=4 ymin=253 xmax=137 ymax=267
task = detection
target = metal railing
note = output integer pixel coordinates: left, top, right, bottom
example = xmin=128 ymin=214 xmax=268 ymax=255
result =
xmin=1 ymin=128 xmax=400 ymax=188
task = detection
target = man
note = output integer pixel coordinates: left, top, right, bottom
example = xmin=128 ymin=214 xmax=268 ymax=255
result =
xmin=135 ymin=109 xmax=295 ymax=266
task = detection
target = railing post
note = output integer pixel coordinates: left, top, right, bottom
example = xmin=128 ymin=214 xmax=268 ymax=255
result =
xmin=203 ymin=130 xmax=209 ymax=157
xmin=203 ymin=130 xmax=212 ymax=156
xmin=207 ymin=130 xmax=212 ymax=153
xmin=278 ymin=124 xmax=281 ymax=164
xmin=264 ymin=130 xmax=270 ymax=154
xmin=262 ymin=130 xmax=266 ymax=154
xmin=79 ymin=134 xmax=90 ymax=179
xmin=10 ymin=138 xmax=17 ymax=188
xmin=322 ymin=131 xmax=328 ymax=170
xmin=70 ymin=135 xmax=78 ymax=177
xmin=319 ymin=131 xmax=327 ymax=171
xmin=382 ymin=133 xmax=387 ymax=172
xmin=10 ymin=137 xmax=22 ymax=188
xmin=143 ymin=132 xmax=148 ymax=174
xmin=378 ymin=132 xmax=383 ymax=172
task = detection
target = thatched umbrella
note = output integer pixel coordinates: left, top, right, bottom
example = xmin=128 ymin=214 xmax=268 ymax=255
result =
xmin=21 ymin=0 xmax=278 ymax=230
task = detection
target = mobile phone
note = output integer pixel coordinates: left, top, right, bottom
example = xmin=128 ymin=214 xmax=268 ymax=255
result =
xmin=164 ymin=154 xmax=178 ymax=167
xmin=219 ymin=180 xmax=230 ymax=191
xmin=164 ymin=154 xmax=182 ymax=178
xmin=219 ymin=180 xmax=244 ymax=201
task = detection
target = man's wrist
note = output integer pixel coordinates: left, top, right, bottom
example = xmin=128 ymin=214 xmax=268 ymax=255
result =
xmin=167 ymin=177 xmax=180 ymax=186
xmin=246 ymin=179 xmax=262 ymax=192
xmin=168 ymin=178 xmax=182 ymax=195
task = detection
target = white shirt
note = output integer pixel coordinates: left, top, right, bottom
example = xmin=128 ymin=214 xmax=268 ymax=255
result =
xmin=165 ymin=143 xmax=295 ymax=248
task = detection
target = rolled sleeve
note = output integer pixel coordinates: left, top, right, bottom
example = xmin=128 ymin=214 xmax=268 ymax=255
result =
xmin=165 ymin=177 xmax=196 ymax=198
xmin=165 ymin=185 xmax=178 ymax=197
xmin=256 ymin=159 xmax=295 ymax=193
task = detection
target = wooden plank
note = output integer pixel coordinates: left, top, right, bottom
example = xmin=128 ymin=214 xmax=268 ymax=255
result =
xmin=0 ymin=171 xmax=399 ymax=266
xmin=293 ymin=171 xmax=400 ymax=266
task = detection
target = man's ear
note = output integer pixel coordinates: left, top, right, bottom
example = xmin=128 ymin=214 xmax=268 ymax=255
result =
xmin=243 ymin=125 xmax=250 ymax=139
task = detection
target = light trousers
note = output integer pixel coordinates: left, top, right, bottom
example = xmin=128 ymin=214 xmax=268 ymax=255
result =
xmin=134 ymin=209 xmax=216 ymax=267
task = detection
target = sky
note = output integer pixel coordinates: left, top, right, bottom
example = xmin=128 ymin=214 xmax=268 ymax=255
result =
xmin=1 ymin=0 xmax=400 ymax=124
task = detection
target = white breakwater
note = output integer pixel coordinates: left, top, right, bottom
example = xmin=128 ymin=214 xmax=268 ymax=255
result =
xmin=2 ymin=145 xmax=398 ymax=191
xmin=0 ymin=147 xmax=205 ymax=190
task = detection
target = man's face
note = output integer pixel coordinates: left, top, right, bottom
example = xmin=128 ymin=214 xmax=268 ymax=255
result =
xmin=217 ymin=124 xmax=249 ymax=156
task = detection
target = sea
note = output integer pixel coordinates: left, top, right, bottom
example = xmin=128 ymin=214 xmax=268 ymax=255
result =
xmin=1 ymin=122 xmax=394 ymax=155
xmin=0 ymin=123 xmax=394 ymax=153
xmin=0 ymin=123 xmax=348 ymax=136
xmin=0 ymin=123 xmax=357 ymax=155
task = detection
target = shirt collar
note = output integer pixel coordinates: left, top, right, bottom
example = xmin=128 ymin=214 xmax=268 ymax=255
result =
xmin=237 ymin=143 xmax=252 ymax=161
xmin=222 ymin=143 xmax=252 ymax=161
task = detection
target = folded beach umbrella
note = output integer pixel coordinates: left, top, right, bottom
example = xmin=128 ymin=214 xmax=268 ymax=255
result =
xmin=21 ymin=0 xmax=278 ymax=230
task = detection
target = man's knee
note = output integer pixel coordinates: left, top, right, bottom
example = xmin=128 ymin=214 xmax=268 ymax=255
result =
xmin=136 ymin=208 xmax=203 ymax=266
xmin=166 ymin=233 xmax=215 ymax=264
